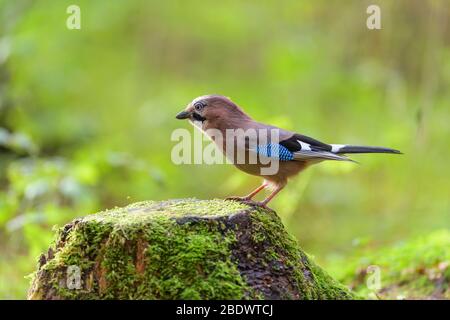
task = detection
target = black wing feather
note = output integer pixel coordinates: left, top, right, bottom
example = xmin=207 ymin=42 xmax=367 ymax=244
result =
xmin=279 ymin=133 xmax=332 ymax=152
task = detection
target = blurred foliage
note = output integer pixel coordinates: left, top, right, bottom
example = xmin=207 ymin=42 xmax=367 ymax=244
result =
xmin=326 ymin=230 xmax=450 ymax=299
xmin=0 ymin=0 xmax=449 ymax=298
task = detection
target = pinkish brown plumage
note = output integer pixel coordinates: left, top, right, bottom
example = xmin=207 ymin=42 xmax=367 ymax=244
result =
xmin=176 ymin=94 xmax=401 ymax=210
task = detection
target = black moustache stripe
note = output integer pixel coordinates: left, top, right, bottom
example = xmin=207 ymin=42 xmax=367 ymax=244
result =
xmin=192 ymin=112 xmax=206 ymax=122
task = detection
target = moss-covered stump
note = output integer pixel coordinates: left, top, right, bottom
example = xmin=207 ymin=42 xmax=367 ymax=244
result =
xmin=28 ymin=199 xmax=354 ymax=300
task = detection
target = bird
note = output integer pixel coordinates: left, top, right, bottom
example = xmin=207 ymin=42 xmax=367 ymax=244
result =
xmin=176 ymin=94 xmax=401 ymax=210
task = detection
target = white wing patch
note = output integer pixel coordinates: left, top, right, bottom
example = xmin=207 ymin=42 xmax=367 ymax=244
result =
xmin=297 ymin=140 xmax=311 ymax=151
xmin=331 ymin=144 xmax=346 ymax=153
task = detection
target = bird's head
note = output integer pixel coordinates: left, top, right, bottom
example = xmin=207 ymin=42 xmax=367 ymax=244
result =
xmin=176 ymin=95 xmax=251 ymax=130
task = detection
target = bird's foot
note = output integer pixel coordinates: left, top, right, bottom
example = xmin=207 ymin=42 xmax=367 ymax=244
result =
xmin=248 ymin=201 xmax=275 ymax=212
xmin=225 ymin=197 xmax=275 ymax=212
xmin=225 ymin=196 xmax=252 ymax=203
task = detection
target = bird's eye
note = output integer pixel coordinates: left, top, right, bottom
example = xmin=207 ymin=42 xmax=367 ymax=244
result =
xmin=194 ymin=101 xmax=206 ymax=111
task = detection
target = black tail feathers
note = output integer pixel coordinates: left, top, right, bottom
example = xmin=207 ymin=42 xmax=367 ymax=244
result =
xmin=335 ymin=145 xmax=402 ymax=154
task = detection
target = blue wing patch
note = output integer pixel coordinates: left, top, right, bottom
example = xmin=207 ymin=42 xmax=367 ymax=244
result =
xmin=256 ymin=143 xmax=294 ymax=161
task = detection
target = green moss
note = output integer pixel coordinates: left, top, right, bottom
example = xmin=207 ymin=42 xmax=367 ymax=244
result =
xmin=249 ymin=209 xmax=355 ymax=300
xmin=87 ymin=199 xmax=250 ymax=223
xmin=31 ymin=200 xmax=252 ymax=299
xmin=28 ymin=199 xmax=355 ymax=300
xmin=328 ymin=230 xmax=450 ymax=299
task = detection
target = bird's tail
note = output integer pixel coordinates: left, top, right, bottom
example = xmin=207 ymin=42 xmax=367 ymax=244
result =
xmin=331 ymin=144 xmax=402 ymax=154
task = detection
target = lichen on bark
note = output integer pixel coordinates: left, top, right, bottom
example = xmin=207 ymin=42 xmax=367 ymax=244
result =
xmin=27 ymin=199 xmax=355 ymax=300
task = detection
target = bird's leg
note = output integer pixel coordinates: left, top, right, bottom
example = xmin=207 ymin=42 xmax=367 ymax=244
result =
xmin=226 ymin=183 xmax=267 ymax=202
xmin=252 ymin=185 xmax=285 ymax=211
xmin=244 ymin=183 xmax=268 ymax=200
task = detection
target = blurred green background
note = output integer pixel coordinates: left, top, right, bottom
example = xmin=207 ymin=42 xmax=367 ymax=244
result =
xmin=0 ymin=0 xmax=449 ymax=299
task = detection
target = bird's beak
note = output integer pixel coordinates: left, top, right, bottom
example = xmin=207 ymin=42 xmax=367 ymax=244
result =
xmin=176 ymin=110 xmax=191 ymax=120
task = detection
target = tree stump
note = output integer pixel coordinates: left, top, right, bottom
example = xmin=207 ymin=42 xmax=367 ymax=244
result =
xmin=27 ymin=199 xmax=355 ymax=300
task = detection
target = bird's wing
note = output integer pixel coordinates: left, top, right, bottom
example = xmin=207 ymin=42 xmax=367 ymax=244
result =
xmin=280 ymin=133 xmax=331 ymax=152
xmin=279 ymin=134 xmax=355 ymax=162
xmin=251 ymin=143 xmax=295 ymax=161
xmin=251 ymin=133 xmax=356 ymax=162
xmin=292 ymin=149 xmax=355 ymax=162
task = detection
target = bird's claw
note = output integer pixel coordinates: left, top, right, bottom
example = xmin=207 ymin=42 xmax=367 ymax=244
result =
xmin=225 ymin=196 xmax=253 ymax=204
xmin=226 ymin=196 xmax=249 ymax=201
xmin=225 ymin=197 xmax=275 ymax=212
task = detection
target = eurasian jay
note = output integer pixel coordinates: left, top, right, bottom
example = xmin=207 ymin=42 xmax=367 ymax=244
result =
xmin=176 ymin=95 xmax=401 ymax=210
